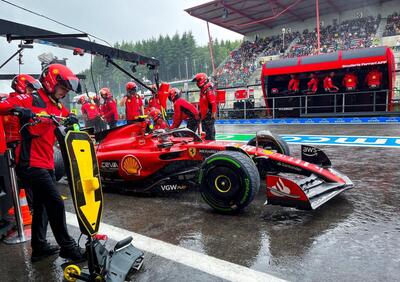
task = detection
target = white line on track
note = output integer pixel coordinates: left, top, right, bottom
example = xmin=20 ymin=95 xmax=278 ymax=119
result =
xmin=65 ymin=212 xmax=285 ymax=282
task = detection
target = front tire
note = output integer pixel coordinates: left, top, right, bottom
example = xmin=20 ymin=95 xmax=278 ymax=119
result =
xmin=199 ymin=151 xmax=260 ymax=214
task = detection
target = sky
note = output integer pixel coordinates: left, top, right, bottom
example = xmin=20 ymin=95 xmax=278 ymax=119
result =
xmin=0 ymin=0 xmax=243 ymax=92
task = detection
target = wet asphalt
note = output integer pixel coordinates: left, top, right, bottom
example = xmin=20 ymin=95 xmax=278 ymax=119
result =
xmin=0 ymin=124 xmax=399 ymax=281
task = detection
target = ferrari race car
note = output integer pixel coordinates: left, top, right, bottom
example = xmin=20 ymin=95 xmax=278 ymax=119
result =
xmin=95 ymin=119 xmax=353 ymax=214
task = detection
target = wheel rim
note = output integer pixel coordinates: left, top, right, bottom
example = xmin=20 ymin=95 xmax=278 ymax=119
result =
xmin=64 ymin=265 xmax=80 ymax=282
xmin=214 ymin=175 xmax=232 ymax=193
xmin=203 ymin=165 xmax=243 ymax=210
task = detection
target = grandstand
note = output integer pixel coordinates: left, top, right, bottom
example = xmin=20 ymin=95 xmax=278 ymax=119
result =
xmin=186 ymin=0 xmax=400 ymax=93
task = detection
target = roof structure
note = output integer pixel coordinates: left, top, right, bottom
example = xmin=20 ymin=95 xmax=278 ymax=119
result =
xmin=185 ymin=0 xmax=392 ymax=35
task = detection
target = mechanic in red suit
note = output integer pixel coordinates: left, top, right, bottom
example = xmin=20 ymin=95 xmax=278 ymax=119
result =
xmin=365 ymin=68 xmax=382 ymax=89
xmin=323 ymin=72 xmax=339 ymax=92
xmin=80 ymin=96 xmax=101 ymax=131
xmin=192 ymin=73 xmax=217 ymax=140
xmin=99 ymin=87 xmax=118 ymax=129
xmin=0 ymin=64 xmax=85 ymax=262
xmin=306 ymin=73 xmax=318 ymax=93
xmin=3 ymin=74 xmax=41 ymax=147
xmin=288 ymin=74 xmax=300 ymax=93
xmin=148 ymin=107 xmax=168 ymax=129
xmin=168 ymin=88 xmax=200 ymax=132
xmin=3 ymin=74 xmax=41 ymax=210
xmin=120 ymin=82 xmax=144 ymax=124
xmin=342 ymin=71 xmax=358 ymax=91
xmin=147 ymin=84 xmax=161 ymax=112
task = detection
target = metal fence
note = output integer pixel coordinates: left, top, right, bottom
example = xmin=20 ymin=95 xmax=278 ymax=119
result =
xmin=184 ymin=86 xmax=398 ymax=119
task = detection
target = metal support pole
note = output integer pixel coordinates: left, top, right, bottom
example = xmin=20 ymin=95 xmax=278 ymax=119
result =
xmin=373 ymin=91 xmax=376 ymax=111
xmin=206 ymin=22 xmax=216 ymax=75
xmin=305 ymin=96 xmax=308 ymax=114
xmin=272 ymin=98 xmax=275 ymax=119
xmin=334 ymin=94 xmax=337 ymax=113
xmin=316 ymin=0 xmax=321 ymax=54
xmin=4 ymin=149 xmax=31 ymax=244
xmin=342 ymin=93 xmax=345 ymax=113
xmin=300 ymin=96 xmax=303 ymax=114
xmin=385 ymin=90 xmax=388 ymax=112
xmin=244 ymin=99 xmax=247 ymax=119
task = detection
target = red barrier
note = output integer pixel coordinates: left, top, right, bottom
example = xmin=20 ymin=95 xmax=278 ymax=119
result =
xmin=0 ymin=118 xmax=6 ymax=154
xmin=216 ymin=90 xmax=226 ymax=104
xmin=234 ymin=89 xmax=248 ymax=100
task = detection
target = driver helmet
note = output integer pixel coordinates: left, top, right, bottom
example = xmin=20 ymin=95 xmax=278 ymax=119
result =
xmin=149 ymin=107 xmax=162 ymax=122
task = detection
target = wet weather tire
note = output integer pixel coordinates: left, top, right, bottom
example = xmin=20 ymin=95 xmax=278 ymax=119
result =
xmin=54 ymin=146 xmax=65 ymax=181
xmin=199 ymin=151 xmax=260 ymax=214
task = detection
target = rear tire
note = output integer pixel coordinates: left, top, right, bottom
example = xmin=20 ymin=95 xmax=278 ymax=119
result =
xmin=199 ymin=151 xmax=260 ymax=214
xmin=247 ymin=132 xmax=289 ymax=176
xmin=247 ymin=132 xmax=290 ymax=156
xmin=54 ymin=146 xmax=65 ymax=181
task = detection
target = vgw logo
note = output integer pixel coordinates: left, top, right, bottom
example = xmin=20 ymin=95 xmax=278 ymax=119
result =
xmin=160 ymin=184 xmax=187 ymax=191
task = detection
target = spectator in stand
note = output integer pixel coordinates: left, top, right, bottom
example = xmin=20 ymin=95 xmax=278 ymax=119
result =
xmin=383 ymin=12 xmax=400 ymax=37
xmin=324 ymin=72 xmax=339 ymax=92
xmin=306 ymin=73 xmax=319 ymax=93
xmin=288 ymin=74 xmax=300 ymax=93
xmin=365 ymin=68 xmax=382 ymax=89
xmin=286 ymin=15 xmax=380 ymax=58
xmin=343 ymin=70 xmax=358 ymax=91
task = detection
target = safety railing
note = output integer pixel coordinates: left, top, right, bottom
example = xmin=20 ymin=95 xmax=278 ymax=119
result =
xmin=182 ymin=86 xmax=397 ymax=119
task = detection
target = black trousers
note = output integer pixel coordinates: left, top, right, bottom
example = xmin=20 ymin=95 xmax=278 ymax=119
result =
xmin=17 ymin=167 xmax=75 ymax=250
xmin=201 ymin=115 xmax=216 ymax=141
xmin=187 ymin=118 xmax=199 ymax=133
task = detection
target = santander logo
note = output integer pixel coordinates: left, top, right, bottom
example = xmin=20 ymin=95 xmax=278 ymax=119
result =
xmin=268 ymin=177 xmax=300 ymax=199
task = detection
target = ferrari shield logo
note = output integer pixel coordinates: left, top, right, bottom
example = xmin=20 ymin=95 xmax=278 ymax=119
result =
xmin=121 ymin=155 xmax=142 ymax=175
xmin=188 ymin=147 xmax=196 ymax=158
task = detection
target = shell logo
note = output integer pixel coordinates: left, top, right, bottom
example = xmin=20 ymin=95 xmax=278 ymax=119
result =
xmin=21 ymin=77 xmax=26 ymax=81
xmin=127 ymin=99 xmax=131 ymax=103
xmin=90 ymin=105 xmax=95 ymax=110
xmin=121 ymin=155 xmax=142 ymax=175
xmin=52 ymin=69 xmax=59 ymax=75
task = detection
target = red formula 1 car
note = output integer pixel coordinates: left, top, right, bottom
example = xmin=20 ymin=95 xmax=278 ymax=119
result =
xmin=95 ymin=119 xmax=353 ymax=214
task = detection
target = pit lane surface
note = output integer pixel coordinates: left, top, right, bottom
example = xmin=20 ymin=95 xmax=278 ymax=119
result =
xmin=0 ymin=124 xmax=399 ymax=281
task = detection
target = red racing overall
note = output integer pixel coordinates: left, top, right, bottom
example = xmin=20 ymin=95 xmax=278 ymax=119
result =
xmin=0 ymin=89 xmax=80 ymax=256
xmin=171 ymin=97 xmax=200 ymax=132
